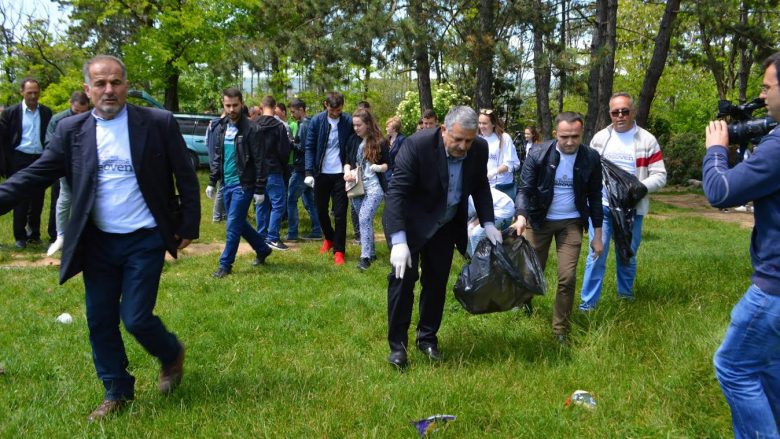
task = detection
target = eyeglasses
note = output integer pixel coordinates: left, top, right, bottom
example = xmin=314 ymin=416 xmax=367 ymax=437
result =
xmin=479 ymin=108 xmax=494 ymax=115
xmin=610 ymin=108 xmax=631 ymax=117
xmin=761 ymin=83 xmax=778 ymax=93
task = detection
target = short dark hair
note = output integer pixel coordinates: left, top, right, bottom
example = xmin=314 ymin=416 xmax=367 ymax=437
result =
xmin=222 ymin=87 xmax=243 ymax=102
xmin=324 ymin=91 xmax=344 ymax=108
xmin=555 ymin=111 xmax=584 ymax=128
xmin=357 ymin=100 xmax=371 ymax=110
xmin=70 ymin=91 xmax=89 ymax=105
xmin=261 ymin=95 xmax=276 ymax=109
xmin=83 ymin=55 xmax=126 ymax=83
xmin=422 ymin=108 xmax=437 ymax=120
xmin=763 ymin=51 xmax=780 ymax=83
xmin=290 ymin=98 xmax=306 ymax=110
xmin=276 ymin=102 xmax=286 ymax=114
xmin=20 ymin=77 xmax=40 ymax=91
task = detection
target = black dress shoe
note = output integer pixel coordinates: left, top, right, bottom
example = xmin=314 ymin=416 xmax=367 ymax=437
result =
xmin=387 ymin=350 xmax=408 ymax=369
xmin=26 ymin=238 xmax=43 ymax=245
xmin=14 ymin=240 xmax=26 ymax=249
xmin=212 ymin=267 xmax=231 ymax=278
xmin=357 ymin=257 xmax=371 ymax=271
xmin=417 ymin=343 xmax=442 ymax=361
xmin=253 ymin=248 xmax=272 ymax=266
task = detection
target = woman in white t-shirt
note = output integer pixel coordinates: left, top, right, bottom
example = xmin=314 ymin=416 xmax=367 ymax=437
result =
xmin=478 ymin=109 xmax=520 ymax=199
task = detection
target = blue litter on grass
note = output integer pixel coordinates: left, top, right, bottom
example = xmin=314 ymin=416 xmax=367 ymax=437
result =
xmin=411 ymin=414 xmax=456 ymax=437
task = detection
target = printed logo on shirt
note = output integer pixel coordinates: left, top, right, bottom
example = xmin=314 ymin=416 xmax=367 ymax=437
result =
xmin=98 ymin=155 xmax=134 ymax=174
xmin=605 ymin=152 xmax=634 ymax=163
xmin=554 ymin=175 xmax=574 ymax=188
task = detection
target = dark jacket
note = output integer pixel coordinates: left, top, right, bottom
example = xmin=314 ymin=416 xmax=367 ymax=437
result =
xmin=256 ymin=115 xmax=290 ymax=175
xmin=304 ymin=110 xmax=353 ymax=177
xmin=386 ymin=132 xmax=406 ymax=182
xmin=383 ymin=127 xmax=494 ymax=255
xmin=292 ymin=116 xmax=310 ymax=173
xmin=45 ymin=108 xmax=76 ymax=148
xmin=0 ymin=102 xmax=53 ymax=177
xmin=207 ymin=115 xmax=267 ymax=195
xmin=515 ymin=140 xmax=603 ymax=230
xmin=345 ymin=133 xmax=392 ymax=193
xmin=0 ymin=104 xmax=200 ymax=283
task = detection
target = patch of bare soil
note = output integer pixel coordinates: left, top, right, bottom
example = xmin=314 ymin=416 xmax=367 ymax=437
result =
xmin=652 ymin=193 xmax=754 ymax=229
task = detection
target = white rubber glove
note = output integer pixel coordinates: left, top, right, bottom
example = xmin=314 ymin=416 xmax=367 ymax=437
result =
xmin=254 ymin=194 xmax=265 ymax=205
xmin=484 ymin=223 xmax=503 ymax=245
xmin=390 ymin=243 xmax=412 ymax=279
xmin=205 ymin=185 xmax=215 ymax=199
xmin=47 ymin=235 xmax=64 ymax=256
xmin=304 ymin=176 xmax=315 ymax=188
xmin=487 ymin=168 xmax=498 ymax=179
xmin=370 ymin=164 xmax=383 ymax=173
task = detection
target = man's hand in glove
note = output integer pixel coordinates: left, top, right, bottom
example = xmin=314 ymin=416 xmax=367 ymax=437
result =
xmin=254 ymin=194 xmax=265 ymax=205
xmin=484 ymin=223 xmax=503 ymax=245
xmin=487 ymin=168 xmax=498 ymax=179
xmin=304 ymin=176 xmax=315 ymax=188
xmin=205 ymin=185 xmax=215 ymax=199
xmin=390 ymin=243 xmax=412 ymax=279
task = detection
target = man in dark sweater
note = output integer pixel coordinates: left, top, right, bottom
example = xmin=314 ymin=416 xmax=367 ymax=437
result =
xmin=704 ymin=51 xmax=780 ymax=439
xmin=255 ymin=95 xmax=291 ymax=250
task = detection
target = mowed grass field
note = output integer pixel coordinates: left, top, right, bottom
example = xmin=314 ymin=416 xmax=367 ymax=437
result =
xmin=0 ymin=172 xmax=746 ymax=438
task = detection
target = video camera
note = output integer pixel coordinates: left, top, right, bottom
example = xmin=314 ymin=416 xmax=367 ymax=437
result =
xmin=717 ymin=97 xmax=778 ymax=145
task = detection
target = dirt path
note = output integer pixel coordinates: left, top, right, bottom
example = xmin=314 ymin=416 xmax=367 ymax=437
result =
xmin=652 ymin=193 xmax=754 ymax=229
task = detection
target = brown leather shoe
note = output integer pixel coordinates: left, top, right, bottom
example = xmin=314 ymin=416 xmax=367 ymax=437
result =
xmin=159 ymin=346 xmax=185 ymax=394
xmin=87 ymin=399 xmax=128 ymax=421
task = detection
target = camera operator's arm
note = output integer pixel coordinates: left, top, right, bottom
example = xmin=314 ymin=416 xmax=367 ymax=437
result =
xmin=703 ymin=120 xmax=780 ymax=207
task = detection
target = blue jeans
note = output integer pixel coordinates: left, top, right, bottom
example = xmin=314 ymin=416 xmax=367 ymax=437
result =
xmin=714 ymin=285 xmax=780 ymax=439
xmin=579 ymin=205 xmax=644 ymax=310
xmin=221 ymin=184 xmax=270 ymax=270
xmin=286 ymin=171 xmax=321 ymax=239
xmin=351 ymin=185 xmax=384 ymax=259
xmin=255 ymin=173 xmax=287 ymax=242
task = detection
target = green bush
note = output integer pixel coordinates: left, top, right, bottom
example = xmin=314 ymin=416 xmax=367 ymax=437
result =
xmin=396 ymin=83 xmax=470 ymax=134
xmin=664 ymin=132 xmax=705 ymax=185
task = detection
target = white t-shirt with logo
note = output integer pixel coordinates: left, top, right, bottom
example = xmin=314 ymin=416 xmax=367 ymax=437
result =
xmin=546 ymin=147 xmax=579 ymax=221
xmin=92 ymin=108 xmax=157 ymax=233
xmin=322 ymin=116 xmax=342 ymax=174
xmin=601 ymin=125 xmax=637 ymax=205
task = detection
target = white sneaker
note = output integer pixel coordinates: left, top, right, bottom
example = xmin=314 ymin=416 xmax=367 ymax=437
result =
xmin=47 ymin=236 xmax=64 ymax=256
xmin=734 ymin=205 xmax=748 ymax=212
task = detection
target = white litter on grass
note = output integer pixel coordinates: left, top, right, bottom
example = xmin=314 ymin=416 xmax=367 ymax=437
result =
xmin=55 ymin=313 xmax=73 ymax=324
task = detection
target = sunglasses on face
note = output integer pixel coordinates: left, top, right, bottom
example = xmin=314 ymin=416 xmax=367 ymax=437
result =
xmin=479 ymin=108 xmax=494 ymax=115
xmin=610 ymin=108 xmax=631 ymax=117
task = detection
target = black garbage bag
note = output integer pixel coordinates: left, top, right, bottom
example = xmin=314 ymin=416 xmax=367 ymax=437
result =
xmin=601 ymin=158 xmax=648 ymax=265
xmin=453 ymin=232 xmax=546 ymax=315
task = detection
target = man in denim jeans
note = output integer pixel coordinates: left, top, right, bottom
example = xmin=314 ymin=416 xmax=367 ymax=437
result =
xmin=286 ymin=99 xmax=322 ymax=241
xmin=703 ymin=51 xmax=780 ymax=438
xmin=206 ymin=88 xmax=272 ymax=278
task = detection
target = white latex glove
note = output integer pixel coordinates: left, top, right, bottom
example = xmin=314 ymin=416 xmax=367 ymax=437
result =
xmin=487 ymin=168 xmax=498 ymax=179
xmin=205 ymin=185 xmax=215 ymax=199
xmin=304 ymin=176 xmax=315 ymax=188
xmin=484 ymin=224 xmax=503 ymax=245
xmin=390 ymin=243 xmax=412 ymax=279
xmin=370 ymin=164 xmax=383 ymax=173
xmin=47 ymin=235 xmax=64 ymax=256
xmin=254 ymin=194 xmax=265 ymax=205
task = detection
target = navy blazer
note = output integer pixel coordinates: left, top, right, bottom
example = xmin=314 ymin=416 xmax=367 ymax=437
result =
xmin=303 ymin=110 xmax=353 ymax=176
xmin=0 ymin=102 xmax=53 ymax=177
xmin=383 ymin=127 xmax=494 ymax=255
xmin=0 ymin=104 xmax=200 ymax=283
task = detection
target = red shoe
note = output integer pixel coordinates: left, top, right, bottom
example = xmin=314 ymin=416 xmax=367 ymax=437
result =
xmin=319 ymin=239 xmax=334 ymax=254
xmin=334 ymin=252 xmax=345 ymax=265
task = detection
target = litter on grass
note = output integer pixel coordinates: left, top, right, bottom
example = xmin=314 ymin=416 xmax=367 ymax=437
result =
xmin=565 ymin=390 xmax=597 ymax=410
xmin=55 ymin=313 xmax=73 ymax=324
xmin=411 ymin=414 xmax=456 ymax=437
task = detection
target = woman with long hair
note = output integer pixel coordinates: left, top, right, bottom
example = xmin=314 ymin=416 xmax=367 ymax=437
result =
xmin=478 ymin=109 xmax=520 ymax=199
xmin=344 ymin=109 xmax=390 ymax=271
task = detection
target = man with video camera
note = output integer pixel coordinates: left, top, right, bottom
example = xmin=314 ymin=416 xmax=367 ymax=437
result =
xmin=704 ymin=51 xmax=780 ymax=439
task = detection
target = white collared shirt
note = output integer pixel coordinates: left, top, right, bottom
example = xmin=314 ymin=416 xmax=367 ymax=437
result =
xmin=91 ymin=106 xmax=157 ymax=233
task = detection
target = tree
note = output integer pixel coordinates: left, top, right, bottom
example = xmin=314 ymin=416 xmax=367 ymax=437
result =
xmin=584 ymin=0 xmax=618 ymax=142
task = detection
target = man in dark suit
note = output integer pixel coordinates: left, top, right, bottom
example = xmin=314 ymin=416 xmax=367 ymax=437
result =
xmin=0 ymin=77 xmax=53 ymax=247
xmin=383 ymin=106 xmax=501 ymax=369
xmin=0 ymin=55 xmax=200 ymax=421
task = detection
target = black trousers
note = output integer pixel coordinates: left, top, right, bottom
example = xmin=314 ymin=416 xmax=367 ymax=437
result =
xmin=47 ymin=179 xmax=60 ymax=241
xmin=314 ymin=173 xmax=347 ymax=253
xmin=11 ymin=151 xmax=44 ymax=242
xmin=387 ymin=222 xmax=456 ymax=351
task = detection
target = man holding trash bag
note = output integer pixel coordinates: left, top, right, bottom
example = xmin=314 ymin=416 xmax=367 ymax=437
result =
xmin=704 ymin=52 xmax=780 ymax=439
xmin=578 ymin=93 xmax=667 ymax=311
xmin=383 ymin=106 xmax=499 ymax=369
xmin=511 ymin=112 xmax=603 ymax=344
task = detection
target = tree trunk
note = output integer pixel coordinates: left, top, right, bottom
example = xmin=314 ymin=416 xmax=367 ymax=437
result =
xmin=411 ymin=0 xmax=433 ymax=113
xmin=584 ymin=0 xmax=617 ymax=143
xmin=635 ymin=0 xmax=681 ymax=128
xmin=163 ymin=64 xmax=180 ymax=112
xmin=557 ymin=0 xmax=567 ymax=114
xmin=474 ymin=0 xmax=496 ymax=109
xmin=532 ymin=1 xmax=553 ymax=139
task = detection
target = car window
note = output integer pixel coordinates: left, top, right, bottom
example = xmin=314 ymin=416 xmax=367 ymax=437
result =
xmin=175 ymin=118 xmax=197 ymax=136
xmin=193 ymin=120 xmax=210 ymax=137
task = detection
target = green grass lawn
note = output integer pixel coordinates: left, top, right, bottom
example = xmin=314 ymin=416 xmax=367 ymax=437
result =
xmin=0 ymin=173 xmax=745 ymax=437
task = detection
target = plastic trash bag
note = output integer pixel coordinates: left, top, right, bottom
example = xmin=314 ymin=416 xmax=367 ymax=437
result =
xmin=601 ymin=158 xmax=647 ymax=265
xmin=453 ymin=231 xmax=546 ymax=315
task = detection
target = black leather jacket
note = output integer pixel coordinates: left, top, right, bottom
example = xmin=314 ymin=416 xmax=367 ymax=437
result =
xmin=207 ymin=116 xmax=267 ymax=195
xmin=515 ymin=140 xmax=603 ymax=230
